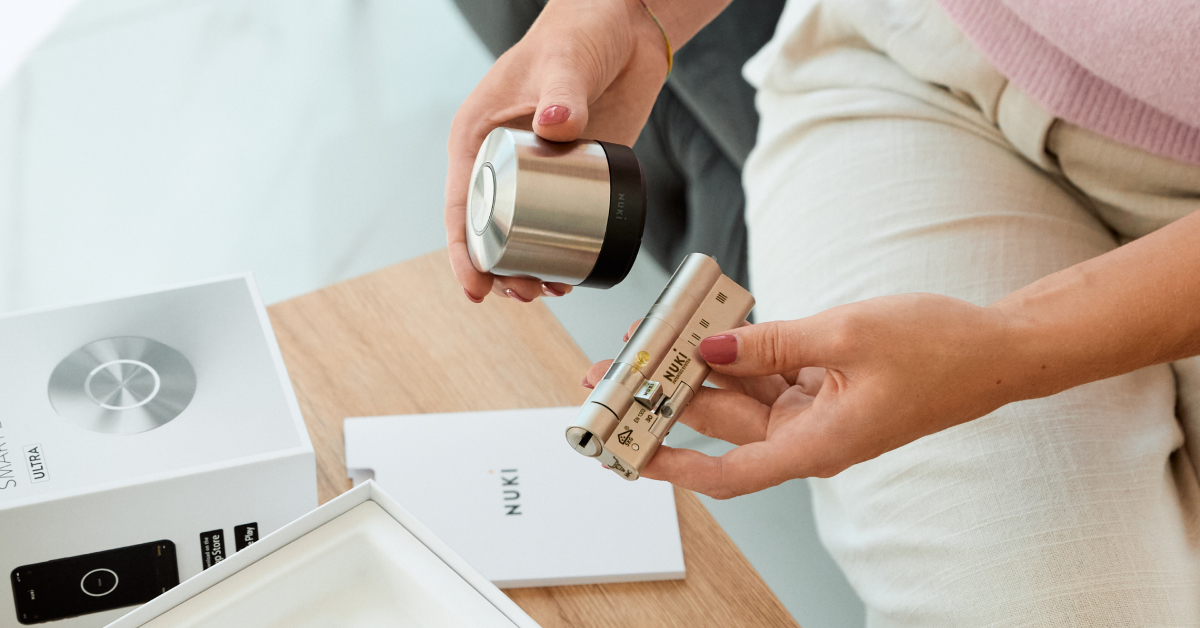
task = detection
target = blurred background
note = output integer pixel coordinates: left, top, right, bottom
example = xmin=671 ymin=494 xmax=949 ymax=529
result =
xmin=0 ymin=0 xmax=863 ymax=624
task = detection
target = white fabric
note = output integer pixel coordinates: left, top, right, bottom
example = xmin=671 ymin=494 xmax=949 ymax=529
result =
xmin=742 ymin=0 xmax=1200 ymax=625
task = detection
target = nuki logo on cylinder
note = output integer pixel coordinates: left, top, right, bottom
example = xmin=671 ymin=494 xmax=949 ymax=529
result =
xmin=663 ymin=350 xmax=691 ymax=383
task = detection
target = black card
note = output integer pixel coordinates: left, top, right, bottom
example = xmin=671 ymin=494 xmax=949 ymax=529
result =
xmin=233 ymin=522 xmax=259 ymax=552
xmin=199 ymin=530 xmax=226 ymax=570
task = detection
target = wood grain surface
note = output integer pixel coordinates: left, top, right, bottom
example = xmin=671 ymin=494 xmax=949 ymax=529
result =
xmin=267 ymin=249 xmax=799 ymax=628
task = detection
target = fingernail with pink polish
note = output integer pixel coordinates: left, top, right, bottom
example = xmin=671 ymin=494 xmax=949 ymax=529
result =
xmin=581 ymin=376 xmax=594 ymax=389
xmin=537 ymin=105 xmax=570 ymax=126
xmin=463 ymin=288 xmax=483 ymax=304
xmin=505 ymin=288 xmax=531 ymax=303
xmin=699 ymin=335 xmax=738 ymax=364
xmin=542 ymin=283 xmax=565 ymax=297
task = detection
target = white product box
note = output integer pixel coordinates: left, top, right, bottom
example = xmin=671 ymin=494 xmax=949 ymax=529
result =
xmin=0 ymin=276 xmax=316 ymax=627
xmin=105 ymin=481 xmax=542 ymax=628
xmin=344 ymin=407 xmax=685 ymax=588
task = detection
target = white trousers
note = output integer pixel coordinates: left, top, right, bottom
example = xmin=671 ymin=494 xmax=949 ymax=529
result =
xmin=743 ymin=0 xmax=1200 ymax=625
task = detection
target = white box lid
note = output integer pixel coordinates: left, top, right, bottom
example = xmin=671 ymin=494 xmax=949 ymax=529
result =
xmin=106 ymin=481 xmax=540 ymax=628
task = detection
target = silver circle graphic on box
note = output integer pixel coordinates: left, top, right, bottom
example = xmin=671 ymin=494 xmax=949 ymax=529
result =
xmin=48 ymin=337 xmax=196 ymax=435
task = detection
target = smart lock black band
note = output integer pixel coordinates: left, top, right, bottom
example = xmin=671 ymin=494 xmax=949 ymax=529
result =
xmin=580 ymin=141 xmax=647 ymax=289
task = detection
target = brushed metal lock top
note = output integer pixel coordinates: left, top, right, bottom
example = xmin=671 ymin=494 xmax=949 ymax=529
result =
xmin=470 ymin=162 xmax=497 ymax=236
xmin=466 ymin=128 xmax=646 ymax=288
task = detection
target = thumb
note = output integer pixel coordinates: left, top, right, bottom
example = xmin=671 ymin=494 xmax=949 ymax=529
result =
xmin=698 ymin=318 xmax=841 ymax=378
xmin=532 ymin=61 xmax=590 ymax=142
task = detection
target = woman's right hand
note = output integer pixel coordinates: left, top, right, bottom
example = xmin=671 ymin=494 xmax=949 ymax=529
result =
xmin=445 ymin=0 xmax=671 ymax=303
xmin=582 ymin=294 xmax=1025 ymax=498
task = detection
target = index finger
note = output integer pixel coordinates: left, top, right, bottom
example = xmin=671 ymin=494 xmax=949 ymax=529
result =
xmin=641 ymin=442 xmax=801 ymax=500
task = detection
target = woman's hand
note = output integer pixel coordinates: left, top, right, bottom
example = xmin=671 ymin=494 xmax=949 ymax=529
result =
xmin=584 ymin=293 xmax=1025 ymax=498
xmin=581 ymin=209 xmax=1200 ymax=498
xmin=445 ymin=0 xmax=671 ymax=303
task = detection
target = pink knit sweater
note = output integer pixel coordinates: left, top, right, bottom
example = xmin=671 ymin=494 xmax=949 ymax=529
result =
xmin=936 ymin=0 xmax=1200 ymax=165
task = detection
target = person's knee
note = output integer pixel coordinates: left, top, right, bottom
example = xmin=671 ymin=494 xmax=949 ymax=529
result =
xmin=811 ymin=366 xmax=1199 ymax=626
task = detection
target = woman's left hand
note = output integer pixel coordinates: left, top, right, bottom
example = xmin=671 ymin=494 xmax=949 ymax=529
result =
xmin=584 ymin=293 xmax=1026 ymax=499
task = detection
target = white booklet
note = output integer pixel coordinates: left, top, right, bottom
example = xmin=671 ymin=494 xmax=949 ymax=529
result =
xmin=344 ymin=407 xmax=685 ymax=588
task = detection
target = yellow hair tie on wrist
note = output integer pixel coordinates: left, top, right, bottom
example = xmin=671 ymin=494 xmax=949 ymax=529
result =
xmin=637 ymin=0 xmax=673 ymax=82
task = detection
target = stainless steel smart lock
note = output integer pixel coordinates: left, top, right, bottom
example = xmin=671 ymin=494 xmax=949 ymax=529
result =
xmin=466 ymin=128 xmax=646 ymax=288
